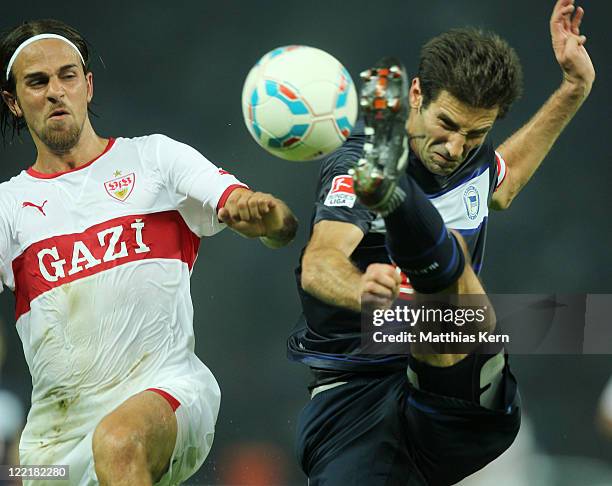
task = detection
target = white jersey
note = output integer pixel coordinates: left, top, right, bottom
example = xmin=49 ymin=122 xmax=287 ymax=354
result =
xmin=0 ymin=134 xmax=246 ymax=449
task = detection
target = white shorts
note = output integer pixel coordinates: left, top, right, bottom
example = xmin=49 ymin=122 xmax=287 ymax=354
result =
xmin=20 ymin=369 xmax=221 ymax=486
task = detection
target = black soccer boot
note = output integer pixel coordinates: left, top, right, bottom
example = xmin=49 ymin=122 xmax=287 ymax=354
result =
xmin=349 ymin=57 xmax=409 ymax=215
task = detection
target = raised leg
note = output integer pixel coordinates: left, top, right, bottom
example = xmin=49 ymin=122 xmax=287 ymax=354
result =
xmin=92 ymin=390 xmax=178 ymax=486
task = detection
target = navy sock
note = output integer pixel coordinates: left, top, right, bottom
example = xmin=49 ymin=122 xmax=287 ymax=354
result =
xmin=384 ymin=174 xmax=465 ymax=293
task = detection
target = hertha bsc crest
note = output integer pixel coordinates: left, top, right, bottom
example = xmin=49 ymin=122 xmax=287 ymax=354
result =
xmin=105 ymin=173 xmax=135 ymax=202
xmin=463 ymin=185 xmax=480 ymax=220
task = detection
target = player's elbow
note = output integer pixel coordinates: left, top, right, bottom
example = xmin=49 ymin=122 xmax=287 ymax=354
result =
xmin=490 ymin=188 xmax=517 ymax=211
xmin=301 ymin=260 xmax=316 ymax=295
xmin=301 ymin=249 xmax=322 ymax=294
xmin=491 ymin=172 xmax=524 ymax=211
xmin=490 ymin=196 xmax=511 ymax=211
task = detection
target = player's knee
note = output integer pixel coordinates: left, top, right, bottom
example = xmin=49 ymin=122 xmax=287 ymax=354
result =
xmin=92 ymin=419 xmax=149 ymax=480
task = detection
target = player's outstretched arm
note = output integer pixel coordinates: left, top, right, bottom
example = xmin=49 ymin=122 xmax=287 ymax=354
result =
xmin=301 ymin=220 xmax=401 ymax=313
xmin=491 ymin=0 xmax=595 ymax=210
xmin=218 ymin=188 xmax=298 ymax=248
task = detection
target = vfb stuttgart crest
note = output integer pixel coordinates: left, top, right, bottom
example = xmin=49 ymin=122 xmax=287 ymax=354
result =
xmin=105 ymin=173 xmax=135 ymax=202
xmin=463 ymin=185 xmax=480 ymax=220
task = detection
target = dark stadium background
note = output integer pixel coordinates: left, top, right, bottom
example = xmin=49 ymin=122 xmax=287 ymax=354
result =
xmin=1 ymin=1 xmax=610 ymax=484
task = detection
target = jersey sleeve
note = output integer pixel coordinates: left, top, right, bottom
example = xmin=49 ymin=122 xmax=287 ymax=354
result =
xmin=147 ymin=134 xmax=248 ymax=237
xmin=0 ymin=195 xmax=13 ymax=294
xmin=494 ymin=150 xmax=508 ymax=192
xmin=313 ymin=130 xmax=377 ymax=234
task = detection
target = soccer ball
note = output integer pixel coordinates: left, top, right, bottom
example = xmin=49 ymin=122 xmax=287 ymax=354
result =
xmin=241 ymin=45 xmax=358 ymax=161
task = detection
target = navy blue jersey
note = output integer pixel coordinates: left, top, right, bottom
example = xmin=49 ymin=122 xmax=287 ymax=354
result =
xmin=288 ymin=121 xmax=507 ymax=371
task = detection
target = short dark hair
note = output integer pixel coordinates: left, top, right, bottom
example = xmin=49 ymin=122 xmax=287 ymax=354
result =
xmin=417 ymin=28 xmax=523 ymax=118
xmin=0 ymin=19 xmax=90 ymax=142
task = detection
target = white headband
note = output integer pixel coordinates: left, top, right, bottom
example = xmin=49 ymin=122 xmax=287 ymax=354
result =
xmin=5 ymin=33 xmax=85 ymax=81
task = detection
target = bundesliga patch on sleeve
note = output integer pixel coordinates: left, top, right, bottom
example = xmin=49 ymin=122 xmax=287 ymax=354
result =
xmin=324 ymin=175 xmax=356 ymax=207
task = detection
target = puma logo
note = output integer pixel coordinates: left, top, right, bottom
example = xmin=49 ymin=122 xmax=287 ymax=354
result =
xmin=22 ymin=200 xmax=48 ymax=216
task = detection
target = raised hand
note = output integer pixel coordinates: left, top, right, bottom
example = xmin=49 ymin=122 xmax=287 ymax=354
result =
xmin=550 ymin=0 xmax=595 ymax=96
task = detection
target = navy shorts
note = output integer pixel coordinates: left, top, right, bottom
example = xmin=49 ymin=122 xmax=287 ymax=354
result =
xmin=296 ymin=367 xmax=520 ymax=485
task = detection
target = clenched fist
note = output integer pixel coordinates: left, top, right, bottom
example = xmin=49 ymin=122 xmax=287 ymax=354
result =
xmin=219 ymin=189 xmax=297 ymax=246
xmin=360 ymin=263 xmax=402 ymax=311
